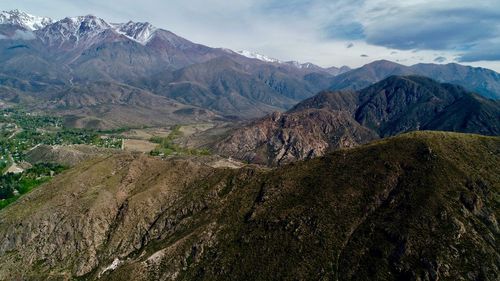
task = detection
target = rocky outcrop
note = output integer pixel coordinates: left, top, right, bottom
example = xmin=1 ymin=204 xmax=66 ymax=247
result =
xmin=213 ymin=109 xmax=378 ymax=165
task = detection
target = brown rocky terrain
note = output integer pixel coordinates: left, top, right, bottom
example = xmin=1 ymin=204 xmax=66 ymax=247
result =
xmin=213 ymin=109 xmax=378 ymax=165
xmin=39 ymin=81 xmax=219 ymax=129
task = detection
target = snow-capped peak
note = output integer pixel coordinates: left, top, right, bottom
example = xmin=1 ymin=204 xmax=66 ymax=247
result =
xmin=286 ymin=61 xmax=319 ymax=69
xmin=237 ymin=50 xmax=282 ymax=63
xmin=66 ymin=15 xmax=112 ymax=34
xmin=287 ymin=61 xmax=303 ymax=68
xmin=236 ymin=50 xmax=320 ymax=70
xmin=0 ymin=9 xmax=52 ymax=30
xmin=112 ymin=21 xmax=157 ymax=45
xmin=36 ymin=15 xmax=112 ymax=47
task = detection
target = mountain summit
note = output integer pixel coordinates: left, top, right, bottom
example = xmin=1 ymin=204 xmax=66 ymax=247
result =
xmin=36 ymin=15 xmax=113 ymax=48
xmin=330 ymin=60 xmax=500 ymax=100
xmin=0 ymin=10 xmax=341 ymax=125
xmin=0 ymin=9 xmax=52 ymax=30
xmin=112 ymin=21 xmax=157 ymax=44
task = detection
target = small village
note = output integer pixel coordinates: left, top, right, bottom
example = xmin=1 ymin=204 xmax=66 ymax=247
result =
xmin=0 ymin=108 xmax=123 ymax=209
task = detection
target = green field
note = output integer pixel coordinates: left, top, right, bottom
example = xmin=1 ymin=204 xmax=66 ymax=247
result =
xmin=149 ymin=125 xmax=211 ymax=157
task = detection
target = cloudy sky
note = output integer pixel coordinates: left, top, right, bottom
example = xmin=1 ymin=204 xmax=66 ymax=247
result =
xmin=3 ymin=0 xmax=500 ymax=71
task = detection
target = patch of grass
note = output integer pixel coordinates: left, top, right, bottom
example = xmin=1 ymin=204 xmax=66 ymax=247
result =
xmin=149 ymin=125 xmax=211 ymax=157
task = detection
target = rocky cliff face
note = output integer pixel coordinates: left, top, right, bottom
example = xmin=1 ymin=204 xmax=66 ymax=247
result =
xmin=213 ymin=109 xmax=378 ymax=165
xmin=0 ymin=132 xmax=498 ymax=280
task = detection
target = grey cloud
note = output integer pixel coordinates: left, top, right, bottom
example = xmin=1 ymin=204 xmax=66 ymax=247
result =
xmin=12 ymin=30 xmax=36 ymax=40
xmin=457 ymin=41 xmax=500 ymax=62
xmin=364 ymin=7 xmax=500 ymax=50
xmin=434 ymin=56 xmax=447 ymax=63
xmin=0 ymin=30 xmax=35 ymax=40
xmin=359 ymin=1 xmax=500 ymax=62
xmin=324 ymin=22 xmax=364 ymax=40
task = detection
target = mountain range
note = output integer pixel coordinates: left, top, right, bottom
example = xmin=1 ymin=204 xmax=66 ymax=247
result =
xmin=329 ymin=60 xmax=500 ymax=100
xmin=1 ymin=10 xmax=500 ymax=128
xmin=214 ymin=75 xmax=500 ymax=165
xmin=0 ymin=10 xmax=337 ymax=126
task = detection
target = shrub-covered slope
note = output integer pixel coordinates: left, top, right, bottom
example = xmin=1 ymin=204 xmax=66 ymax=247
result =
xmin=0 ymin=132 xmax=498 ymax=280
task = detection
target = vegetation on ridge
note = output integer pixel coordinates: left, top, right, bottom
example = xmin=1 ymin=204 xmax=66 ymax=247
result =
xmin=0 ymin=131 xmax=497 ymax=280
xmin=150 ymin=125 xmax=211 ymax=157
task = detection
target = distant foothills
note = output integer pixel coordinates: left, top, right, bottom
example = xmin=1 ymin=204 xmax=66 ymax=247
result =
xmin=0 ymin=9 xmax=499 ymax=130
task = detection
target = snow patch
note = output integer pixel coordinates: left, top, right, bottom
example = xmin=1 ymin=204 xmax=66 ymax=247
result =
xmin=112 ymin=21 xmax=158 ymax=45
xmin=0 ymin=9 xmax=52 ymax=30
xmin=237 ymin=50 xmax=282 ymax=63
xmin=236 ymin=50 xmax=322 ymax=70
xmin=36 ymin=15 xmax=112 ymax=47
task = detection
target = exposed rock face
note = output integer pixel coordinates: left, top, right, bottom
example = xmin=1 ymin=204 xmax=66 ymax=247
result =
xmin=213 ymin=109 xmax=378 ymax=165
xmin=215 ymin=76 xmax=500 ymax=165
xmin=0 ymin=132 xmax=498 ymax=280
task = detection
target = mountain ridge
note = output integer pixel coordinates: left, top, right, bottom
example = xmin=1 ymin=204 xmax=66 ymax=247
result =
xmin=214 ymin=75 xmax=500 ymax=165
xmin=331 ymin=60 xmax=500 ymax=100
xmin=0 ymin=131 xmax=498 ymax=280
